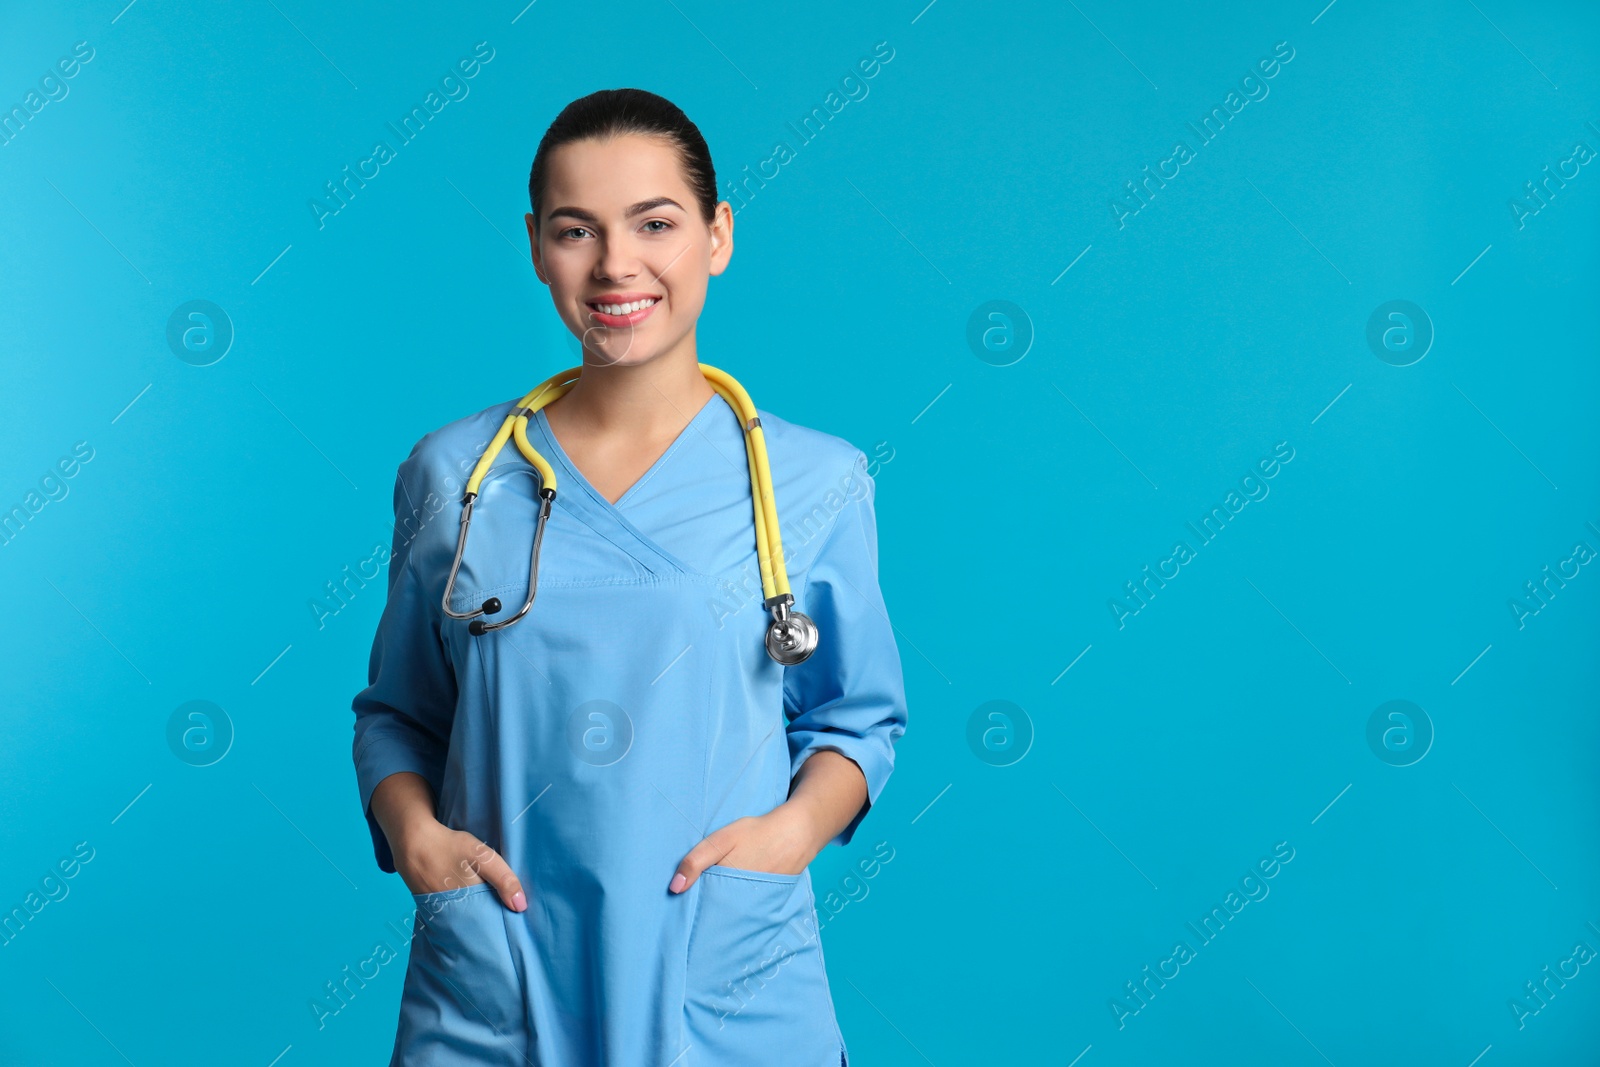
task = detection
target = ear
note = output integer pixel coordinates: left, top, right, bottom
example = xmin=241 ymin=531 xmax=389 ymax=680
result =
xmin=707 ymin=201 xmax=734 ymax=278
xmin=526 ymin=213 xmax=549 ymax=284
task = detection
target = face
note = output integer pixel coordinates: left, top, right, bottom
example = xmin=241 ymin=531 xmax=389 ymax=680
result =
xmin=527 ymin=133 xmax=732 ymax=368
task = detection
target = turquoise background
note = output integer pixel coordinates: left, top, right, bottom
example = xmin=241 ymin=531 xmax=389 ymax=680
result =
xmin=3 ymin=0 xmax=1598 ymax=1063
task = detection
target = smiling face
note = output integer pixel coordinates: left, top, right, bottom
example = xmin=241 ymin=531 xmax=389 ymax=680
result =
xmin=527 ymin=132 xmax=732 ymax=368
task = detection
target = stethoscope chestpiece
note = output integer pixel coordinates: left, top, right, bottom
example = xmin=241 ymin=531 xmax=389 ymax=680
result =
xmin=764 ymin=595 xmax=819 ymax=665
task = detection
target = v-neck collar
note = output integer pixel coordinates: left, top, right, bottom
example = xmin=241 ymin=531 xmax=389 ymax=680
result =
xmin=533 ymin=391 xmax=727 ymax=514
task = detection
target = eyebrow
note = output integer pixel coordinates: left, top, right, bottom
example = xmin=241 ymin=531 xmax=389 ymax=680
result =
xmin=545 ymin=196 xmax=686 ymax=224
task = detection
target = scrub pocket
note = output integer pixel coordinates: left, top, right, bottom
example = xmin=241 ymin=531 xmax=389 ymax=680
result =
xmin=391 ymin=884 xmax=530 ymax=1067
xmin=683 ymin=866 xmax=842 ymax=1065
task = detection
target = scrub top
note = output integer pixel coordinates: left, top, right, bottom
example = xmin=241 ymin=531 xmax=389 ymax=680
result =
xmin=351 ymin=387 xmax=908 ymax=1067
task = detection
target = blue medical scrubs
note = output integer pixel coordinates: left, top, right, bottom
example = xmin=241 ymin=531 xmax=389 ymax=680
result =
xmin=351 ymin=388 xmax=908 ymax=1066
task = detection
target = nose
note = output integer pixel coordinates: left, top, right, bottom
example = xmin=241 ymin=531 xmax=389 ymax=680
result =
xmin=594 ymin=233 xmax=644 ymax=283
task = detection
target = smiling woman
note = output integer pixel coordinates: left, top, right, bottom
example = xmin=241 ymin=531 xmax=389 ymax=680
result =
xmin=350 ymin=88 xmax=908 ymax=1067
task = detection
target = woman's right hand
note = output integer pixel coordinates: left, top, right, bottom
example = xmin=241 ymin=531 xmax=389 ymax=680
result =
xmin=394 ymin=818 xmax=528 ymax=913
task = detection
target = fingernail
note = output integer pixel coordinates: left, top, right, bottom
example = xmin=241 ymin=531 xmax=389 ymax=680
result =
xmin=512 ymin=891 xmax=527 ymax=911
xmin=669 ymin=872 xmax=687 ymax=894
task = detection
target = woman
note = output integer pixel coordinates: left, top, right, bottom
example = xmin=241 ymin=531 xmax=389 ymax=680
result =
xmin=351 ymin=88 xmax=908 ymax=1066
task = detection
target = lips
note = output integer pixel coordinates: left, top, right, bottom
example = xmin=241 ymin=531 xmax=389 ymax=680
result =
xmin=584 ymin=294 xmax=660 ymax=328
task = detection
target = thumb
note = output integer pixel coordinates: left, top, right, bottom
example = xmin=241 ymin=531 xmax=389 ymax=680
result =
xmin=467 ymin=839 xmax=528 ymax=913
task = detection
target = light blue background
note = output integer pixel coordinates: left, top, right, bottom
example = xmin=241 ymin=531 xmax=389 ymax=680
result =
xmin=2 ymin=1 xmax=1597 ymax=1063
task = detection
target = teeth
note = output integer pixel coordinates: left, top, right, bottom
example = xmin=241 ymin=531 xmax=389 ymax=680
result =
xmin=592 ymin=297 xmax=658 ymax=315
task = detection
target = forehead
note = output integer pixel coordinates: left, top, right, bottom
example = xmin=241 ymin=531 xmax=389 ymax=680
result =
xmin=543 ymin=133 xmax=692 ymax=211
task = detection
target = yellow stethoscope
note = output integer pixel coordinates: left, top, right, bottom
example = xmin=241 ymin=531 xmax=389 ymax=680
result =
xmin=440 ymin=362 xmax=819 ymax=665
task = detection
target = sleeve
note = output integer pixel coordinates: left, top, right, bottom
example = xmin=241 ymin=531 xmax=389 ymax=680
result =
xmin=782 ymin=449 xmax=908 ymax=849
xmin=350 ymin=463 xmax=458 ymax=874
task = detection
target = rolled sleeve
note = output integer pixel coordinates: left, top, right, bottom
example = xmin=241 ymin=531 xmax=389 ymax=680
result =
xmin=783 ymin=450 xmax=908 ymax=849
xmin=350 ymin=467 xmax=457 ymax=874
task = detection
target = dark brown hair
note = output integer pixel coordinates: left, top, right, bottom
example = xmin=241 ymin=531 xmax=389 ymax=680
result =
xmin=528 ymin=88 xmax=718 ymax=238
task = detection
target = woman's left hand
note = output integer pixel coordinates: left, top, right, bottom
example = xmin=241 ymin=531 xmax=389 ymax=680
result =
xmin=668 ymin=803 xmax=822 ymax=893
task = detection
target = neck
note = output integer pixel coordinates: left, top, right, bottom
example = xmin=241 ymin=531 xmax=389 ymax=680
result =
xmin=549 ymin=338 xmax=716 ymax=438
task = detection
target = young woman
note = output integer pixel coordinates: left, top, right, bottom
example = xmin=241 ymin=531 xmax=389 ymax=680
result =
xmin=351 ymin=88 xmax=908 ymax=1066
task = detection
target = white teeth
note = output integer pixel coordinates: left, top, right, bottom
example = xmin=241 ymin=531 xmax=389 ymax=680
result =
xmin=592 ymin=297 xmax=658 ymax=315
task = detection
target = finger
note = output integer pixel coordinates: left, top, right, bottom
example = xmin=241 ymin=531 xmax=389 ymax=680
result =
xmin=668 ymin=828 xmax=737 ymax=894
xmin=467 ymin=839 xmax=528 ymax=912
